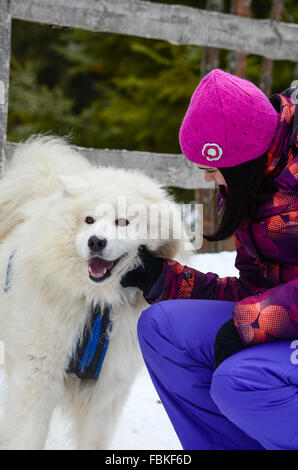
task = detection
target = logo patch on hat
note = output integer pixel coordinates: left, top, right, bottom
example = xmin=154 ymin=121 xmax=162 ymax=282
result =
xmin=202 ymin=143 xmax=223 ymax=161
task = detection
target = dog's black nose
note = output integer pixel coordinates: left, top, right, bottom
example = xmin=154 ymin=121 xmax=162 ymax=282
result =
xmin=88 ymin=235 xmax=107 ymax=252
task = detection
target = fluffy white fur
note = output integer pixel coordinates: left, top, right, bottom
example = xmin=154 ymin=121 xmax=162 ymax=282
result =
xmin=0 ymin=136 xmax=192 ymax=450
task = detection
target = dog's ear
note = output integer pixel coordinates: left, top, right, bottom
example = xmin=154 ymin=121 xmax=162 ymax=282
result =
xmin=58 ymin=174 xmax=89 ymax=198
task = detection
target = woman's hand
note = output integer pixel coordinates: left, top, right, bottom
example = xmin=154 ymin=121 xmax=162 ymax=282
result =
xmin=120 ymin=245 xmax=164 ymax=296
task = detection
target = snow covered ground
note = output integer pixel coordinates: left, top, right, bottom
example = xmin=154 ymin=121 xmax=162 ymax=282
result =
xmin=0 ymin=251 xmax=238 ymax=450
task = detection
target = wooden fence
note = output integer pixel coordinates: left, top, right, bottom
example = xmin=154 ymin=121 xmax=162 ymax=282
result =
xmin=0 ymin=0 xmax=297 ymax=248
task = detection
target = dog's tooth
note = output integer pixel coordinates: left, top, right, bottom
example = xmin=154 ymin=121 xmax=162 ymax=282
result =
xmin=88 ymin=265 xmax=109 ymax=278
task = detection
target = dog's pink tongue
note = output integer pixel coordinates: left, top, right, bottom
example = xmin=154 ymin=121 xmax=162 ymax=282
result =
xmin=88 ymin=257 xmax=114 ymax=276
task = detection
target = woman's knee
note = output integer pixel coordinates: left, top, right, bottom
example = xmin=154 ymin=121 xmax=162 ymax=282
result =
xmin=210 ymin=342 xmax=291 ymax=415
xmin=210 ymin=347 xmax=269 ymax=412
xmin=137 ymin=302 xmax=166 ymax=343
xmin=138 ymin=299 xmax=236 ymax=364
xmin=210 ymin=356 xmax=241 ymax=416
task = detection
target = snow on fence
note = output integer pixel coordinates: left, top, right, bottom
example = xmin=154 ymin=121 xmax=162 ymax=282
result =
xmin=1 ymin=0 xmax=298 ymax=188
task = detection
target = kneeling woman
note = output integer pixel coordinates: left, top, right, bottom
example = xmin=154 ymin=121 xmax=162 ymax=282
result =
xmin=121 ymin=69 xmax=298 ymax=450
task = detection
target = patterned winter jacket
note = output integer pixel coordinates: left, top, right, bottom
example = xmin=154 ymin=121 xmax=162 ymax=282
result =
xmin=144 ymin=88 xmax=298 ymax=346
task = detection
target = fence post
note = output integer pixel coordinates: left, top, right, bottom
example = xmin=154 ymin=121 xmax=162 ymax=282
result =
xmin=0 ymin=0 xmax=12 ymax=175
xmin=260 ymin=0 xmax=285 ymax=96
xmin=200 ymin=0 xmax=223 ymax=77
xmin=228 ymin=0 xmax=252 ymax=78
xmin=196 ymin=0 xmax=223 ymax=253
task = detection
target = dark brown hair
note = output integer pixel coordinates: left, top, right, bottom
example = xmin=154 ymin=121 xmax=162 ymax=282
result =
xmin=203 ymin=153 xmax=277 ymax=241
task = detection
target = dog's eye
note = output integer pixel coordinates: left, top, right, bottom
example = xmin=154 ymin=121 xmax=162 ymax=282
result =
xmin=116 ymin=218 xmax=129 ymax=227
xmin=85 ymin=216 xmax=95 ymax=224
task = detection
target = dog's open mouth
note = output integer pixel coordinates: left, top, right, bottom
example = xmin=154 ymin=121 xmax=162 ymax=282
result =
xmin=88 ymin=255 xmax=124 ymax=283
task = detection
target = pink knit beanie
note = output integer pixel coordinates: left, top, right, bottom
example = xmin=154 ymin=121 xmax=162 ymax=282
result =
xmin=179 ymin=69 xmax=280 ymax=167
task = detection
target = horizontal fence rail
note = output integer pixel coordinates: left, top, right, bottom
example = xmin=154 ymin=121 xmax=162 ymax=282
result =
xmin=11 ymin=0 xmax=298 ymax=61
xmin=5 ymin=141 xmax=215 ymax=190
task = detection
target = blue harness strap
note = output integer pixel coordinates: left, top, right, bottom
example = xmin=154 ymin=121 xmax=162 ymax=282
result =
xmin=3 ymin=250 xmax=16 ymax=293
xmin=4 ymin=251 xmax=112 ymax=381
xmin=67 ymin=302 xmax=112 ymax=380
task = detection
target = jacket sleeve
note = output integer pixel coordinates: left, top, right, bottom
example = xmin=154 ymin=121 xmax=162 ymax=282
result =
xmin=232 ymin=278 xmax=298 ymax=345
xmin=144 ymin=232 xmax=268 ymax=305
xmin=232 ymin=201 xmax=298 ymax=344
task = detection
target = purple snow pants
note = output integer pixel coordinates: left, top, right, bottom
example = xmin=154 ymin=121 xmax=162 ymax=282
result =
xmin=137 ymin=299 xmax=298 ymax=450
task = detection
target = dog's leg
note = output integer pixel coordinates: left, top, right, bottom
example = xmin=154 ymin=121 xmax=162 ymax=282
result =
xmin=0 ymin=358 xmax=64 ymax=450
xmin=70 ymin=385 xmax=132 ymax=450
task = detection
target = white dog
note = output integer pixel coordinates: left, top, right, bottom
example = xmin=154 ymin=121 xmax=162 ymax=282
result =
xmin=0 ymin=136 xmax=192 ymax=450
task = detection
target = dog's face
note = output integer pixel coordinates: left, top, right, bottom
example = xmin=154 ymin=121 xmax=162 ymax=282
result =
xmin=74 ymin=204 xmax=140 ymax=285
xmin=58 ymin=168 xmax=189 ymax=287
